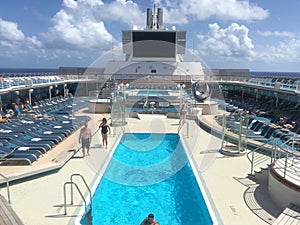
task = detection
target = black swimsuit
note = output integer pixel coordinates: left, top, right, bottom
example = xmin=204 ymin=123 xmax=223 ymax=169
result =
xmin=101 ymin=125 xmax=108 ymax=134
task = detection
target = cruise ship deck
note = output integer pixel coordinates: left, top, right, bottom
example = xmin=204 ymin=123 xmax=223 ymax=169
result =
xmin=0 ymin=76 xmax=300 ymax=224
xmin=0 ymin=109 xmax=286 ymax=225
xmin=1 ymin=5 xmax=300 ymax=225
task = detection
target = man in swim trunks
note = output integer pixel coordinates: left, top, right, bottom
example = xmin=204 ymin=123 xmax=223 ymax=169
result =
xmin=99 ymin=117 xmax=110 ymax=149
xmin=140 ymin=213 xmax=160 ymax=225
xmin=79 ymin=123 xmax=92 ymax=157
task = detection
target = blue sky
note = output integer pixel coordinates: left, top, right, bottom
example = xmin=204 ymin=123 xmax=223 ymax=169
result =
xmin=0 ymin=0 xmax=300 ymax=72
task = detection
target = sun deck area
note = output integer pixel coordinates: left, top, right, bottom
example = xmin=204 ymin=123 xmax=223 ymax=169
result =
xmin=1 ymin=106 xmax=298 ymax=225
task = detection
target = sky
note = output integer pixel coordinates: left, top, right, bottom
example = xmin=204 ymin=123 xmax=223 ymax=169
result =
xmin=0 ymin=0 xmax=300 ymax=72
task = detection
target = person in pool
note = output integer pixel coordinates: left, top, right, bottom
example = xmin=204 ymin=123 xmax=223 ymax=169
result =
xmin=98 ymin=117 xmax=110 ymax=149
xmin=140 ymin=213 xmax=160 ymax=225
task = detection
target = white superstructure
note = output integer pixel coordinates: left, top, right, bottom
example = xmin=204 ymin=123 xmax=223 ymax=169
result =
xmin=104 ymin=5 xmax=205 ymax=82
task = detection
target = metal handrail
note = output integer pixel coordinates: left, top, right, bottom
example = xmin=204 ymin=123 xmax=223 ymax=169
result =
xmin=246 ymin=138 xmax=275 ymax=175
xmin=276 ymin=134 xmax=299 ymax=153
xmin=272 ymin=135 xmax=300 ymax=181
xmin=245 ymin=131 xmax=300 ymax=185
xmin=63 ymin=173 xmax=93 ymax=215
xmin=0 ymin=173 xmax=11 ymax=204
xmin=272 ymin=148 xmax=300 ymax=184
xmin=63 ymin=182 xmax=86 ymax=215
xmin=70 ymin=174 xmax=92 ymax=207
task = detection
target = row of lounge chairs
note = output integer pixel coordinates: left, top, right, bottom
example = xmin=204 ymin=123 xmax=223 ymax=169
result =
xmin=0 ymin=75 xmax=63 ymax=89
xmin=218 ymin=115 xmax=300 ymax=151
xmin=225 ymin=95 xmax=300 ymax=123
xmin=0 ymin=95 xmax=90 ymax=166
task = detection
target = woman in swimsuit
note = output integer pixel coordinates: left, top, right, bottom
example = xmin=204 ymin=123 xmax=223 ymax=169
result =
xmin=99 ymin=117 xmax=110 ymax=149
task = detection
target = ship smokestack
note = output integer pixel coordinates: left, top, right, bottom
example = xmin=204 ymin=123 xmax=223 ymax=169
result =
xmin=146 ymin=8 xmax=152 ymax=29
xmin=146 ymin=5 xmax=163 ymax=30
xmin=157 ymin=8 xmax=163 ymax=29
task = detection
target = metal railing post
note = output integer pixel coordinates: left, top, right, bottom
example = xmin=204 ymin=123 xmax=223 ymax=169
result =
xmin=284 ymin=153 xmax=288 ymax=178
xmin=250 ymin=149 xmax=254 ymax=175
xmin=220 ymin=114 xmax=226 ymax=150
xmin=186 ymin=121 xmax=189 ymax=138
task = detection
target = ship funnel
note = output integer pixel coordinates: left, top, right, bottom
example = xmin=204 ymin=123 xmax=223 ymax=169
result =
xmin=146 ymin=8 xmax=152 ymax=29
xmin=146 ymin=5 xmax=164 ymax=30
xmin=157 ymin=8 xmax=163 ymax=29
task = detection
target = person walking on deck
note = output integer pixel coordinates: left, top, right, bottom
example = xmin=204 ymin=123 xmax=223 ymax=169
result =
xmin=79 ymin=123 xmax=92 ymax=157
xmin=99 ymin=117 xmax=111 ymax=149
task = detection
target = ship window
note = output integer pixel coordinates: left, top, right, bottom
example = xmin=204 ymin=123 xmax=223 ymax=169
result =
xmin=151 ymin=69 xmax=157 ymax=73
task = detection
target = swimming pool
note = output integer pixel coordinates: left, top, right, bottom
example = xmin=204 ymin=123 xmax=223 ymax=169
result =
xmin=79 ymin=133 xmax=215 ymax=225
xmin=137 ymin=90 xmax=170 ymax=96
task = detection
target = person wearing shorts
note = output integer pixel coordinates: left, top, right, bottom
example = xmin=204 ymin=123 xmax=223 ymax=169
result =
xmin=79 ymin=123 xmax=92 ymax=157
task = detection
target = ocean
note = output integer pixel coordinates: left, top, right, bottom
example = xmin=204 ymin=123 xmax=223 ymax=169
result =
xmin=0 ymin=68 xmax=58 ymax=75
xmin=0 ymin=68 xmax=300 ymax=78
xmin=251 ymin=71 xmax=300 ymax=78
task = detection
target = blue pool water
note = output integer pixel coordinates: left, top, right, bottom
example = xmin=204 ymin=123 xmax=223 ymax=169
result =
xmin=137 ymin=91 xmax=169 ymax=96
xmin=80 ymin=133 xmax=213 ymax=225
xmin=126 ymin=107 xmax=178 ymax=112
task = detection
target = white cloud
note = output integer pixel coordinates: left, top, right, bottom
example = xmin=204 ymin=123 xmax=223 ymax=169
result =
xmin=179 ymin=0 xmax=268 ymax=21
xmin=43 ymin=9 xmax=114 ymax=50
xmin=0 ymin=19 xmax=42 ymax=57
xmin=152 ymin=0 xmax=268 ymax=25
xmin=163 ymin=8 xmax=189 ymax=25
xmin=63 ymin=0 xmax=78 ymax=9
xmin=99 ymin=0 xmax=144 ymax=28
xmin=257 ymin=30 xmax=295 ymax=38
xmin=197 ymin=23 xmax=255 ymax=58
xmin=0 ymin=19 xmax=25 ymax=41
xmin=42 ymin=0 xmax=145 ymax=52
xmin=257 ymin=39 xmax=300 ymax=63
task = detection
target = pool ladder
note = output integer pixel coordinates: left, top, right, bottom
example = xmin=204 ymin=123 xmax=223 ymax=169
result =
xmin=63 ymin=173 xmax=92 ymax=215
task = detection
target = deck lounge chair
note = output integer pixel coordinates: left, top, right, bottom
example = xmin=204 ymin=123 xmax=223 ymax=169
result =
xmin=0 ymin=149 xmax=37 ymax=165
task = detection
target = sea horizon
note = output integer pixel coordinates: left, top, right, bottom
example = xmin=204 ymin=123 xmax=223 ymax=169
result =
xmin=0 ymin=68 xmax=58 ymax=74
xmin=0 ymin=67 xmax=300 ymax=78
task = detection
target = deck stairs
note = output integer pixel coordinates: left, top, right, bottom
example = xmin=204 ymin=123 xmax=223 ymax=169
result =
xmin=272 ymin=204 xmax=300 ymax=225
